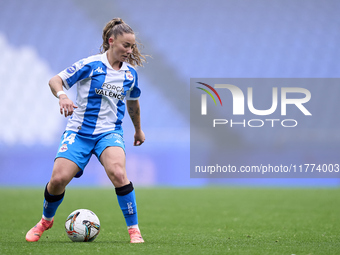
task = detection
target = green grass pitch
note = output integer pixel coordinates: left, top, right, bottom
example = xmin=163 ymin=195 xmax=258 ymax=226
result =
xmin=0 ymin=187 xmax=339 ymax=255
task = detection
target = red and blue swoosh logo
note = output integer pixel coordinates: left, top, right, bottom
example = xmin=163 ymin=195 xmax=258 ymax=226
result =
xmin=196 ymin=82 xmax=222 ymax=106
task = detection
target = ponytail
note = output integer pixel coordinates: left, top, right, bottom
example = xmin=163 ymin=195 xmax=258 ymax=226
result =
xmin=100 ymin=18 xmax=147 ymax=67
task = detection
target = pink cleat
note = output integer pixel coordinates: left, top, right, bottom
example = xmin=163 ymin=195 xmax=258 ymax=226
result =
xmin=128 ymin=228 xmax=144 ymax=243
xmin=25 ymin=218 xmax=54 ymax=242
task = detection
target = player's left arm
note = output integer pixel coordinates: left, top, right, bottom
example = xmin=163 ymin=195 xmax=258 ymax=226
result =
xmin=127 ymin=99 xmax=145 ymax=146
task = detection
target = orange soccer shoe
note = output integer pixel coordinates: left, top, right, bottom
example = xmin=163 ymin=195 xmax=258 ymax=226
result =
xmin=25 ymin=218 xmax=54 ymax=242
xmin=128 ymin=228 xmax=144 ymax=243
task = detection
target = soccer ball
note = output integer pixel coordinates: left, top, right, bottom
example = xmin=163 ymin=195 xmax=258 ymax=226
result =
xmin=65 ymin=209 xmax=100 ymax=242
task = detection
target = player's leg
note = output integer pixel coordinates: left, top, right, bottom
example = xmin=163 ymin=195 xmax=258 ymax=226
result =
xmin=26 ymin=158 xmax=80 ymax=242
xmin=99 ymin=146 xmax=144 ymax=243
xmin=44 ymin=158 xmax=80 ymax=218
xmin=26 ymin=131 xmax=93 ymax=242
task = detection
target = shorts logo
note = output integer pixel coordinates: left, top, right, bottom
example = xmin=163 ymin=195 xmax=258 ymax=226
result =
xmin=105 ymin=134 xmax=114 ymax=139
xmin=59 ymin=144 xmax=68 ymax=153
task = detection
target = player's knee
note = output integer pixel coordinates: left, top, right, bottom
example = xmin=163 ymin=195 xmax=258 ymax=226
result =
xmin=106 ymin=163 xmax=128 ymax=186
xmin=114 ymin=171 xmax=127 ymax=184
xmin=49 ymin=175 xmax=69 ymax=191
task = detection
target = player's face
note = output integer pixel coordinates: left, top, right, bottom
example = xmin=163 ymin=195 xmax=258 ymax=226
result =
xmin=109 ymin=33 xmax=136 ymax=62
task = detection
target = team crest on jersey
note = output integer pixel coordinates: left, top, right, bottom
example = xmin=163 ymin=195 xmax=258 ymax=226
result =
xmin=59 ymin=144 xmax=68 ymax=153
xmin=126 ymin=71 xmax=134 ymax=81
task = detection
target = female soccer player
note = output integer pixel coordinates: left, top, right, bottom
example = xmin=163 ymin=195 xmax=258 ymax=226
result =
xmin=26 ymin=18 xmax=146 ymax=243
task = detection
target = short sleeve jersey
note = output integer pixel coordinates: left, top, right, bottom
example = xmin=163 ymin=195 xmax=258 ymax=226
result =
xmin=58 ymin=52 xmax=140 ymax=136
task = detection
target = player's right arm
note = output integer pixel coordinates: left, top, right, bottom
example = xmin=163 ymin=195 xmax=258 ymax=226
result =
xmin=49 ymin=75 xmax=78 ymax=117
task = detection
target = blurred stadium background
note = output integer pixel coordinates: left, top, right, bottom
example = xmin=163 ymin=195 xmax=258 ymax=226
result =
xmin=0 ymin=0 xmax=339 ymax=187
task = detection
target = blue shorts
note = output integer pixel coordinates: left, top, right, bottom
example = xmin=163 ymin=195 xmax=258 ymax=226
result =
xmin=55 ymin=130 xmax=125 ymax=178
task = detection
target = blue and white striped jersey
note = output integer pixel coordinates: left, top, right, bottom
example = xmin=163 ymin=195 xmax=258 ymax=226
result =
xmin=58 ymin=52 xmax=140 ymax=136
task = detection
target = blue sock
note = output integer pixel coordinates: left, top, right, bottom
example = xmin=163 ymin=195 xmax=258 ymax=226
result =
xmin=42 ymin=184 xmax=64 ymax=219
xmin=116 ymin=182 xmax=138 ymax=227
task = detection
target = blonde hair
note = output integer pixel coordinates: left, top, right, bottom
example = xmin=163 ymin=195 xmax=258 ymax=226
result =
xmin=100 ymin=18 xmax=146 ymax=67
